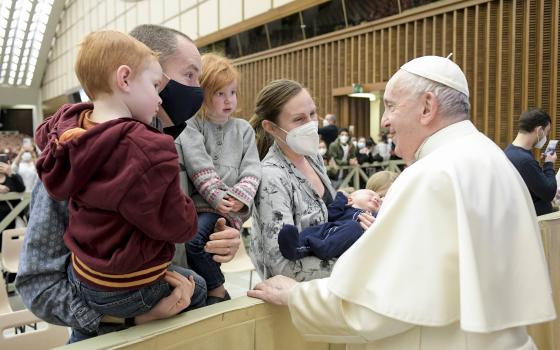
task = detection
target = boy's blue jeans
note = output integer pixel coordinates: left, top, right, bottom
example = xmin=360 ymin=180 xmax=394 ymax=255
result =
xmin=185 ymin=212 xmax=225 ymax=290
xmin=68 ymin=264 xmax=207 ymax=343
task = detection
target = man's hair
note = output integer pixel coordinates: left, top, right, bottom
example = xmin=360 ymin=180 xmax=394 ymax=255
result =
xmin=199 ymin=53 xmax=239 ymax=117
xmin=396 ymin=70 xmax=471 ymax=119
xmin=326 ymin=114 xmax=336 ymax=122
xmin=518 ymin=108 xmax=552 ymax=133
xmin=339 ymin=128 xmax=349 ymax=135
xmin=129 ymin=24 xmax=193 ymax=65
xmin=75 ymin=30 xmax=158 ymax=100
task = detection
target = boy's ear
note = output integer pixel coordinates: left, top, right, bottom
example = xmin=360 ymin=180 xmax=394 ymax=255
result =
xmin=115 ymin=65 xmax=132 ymax=92
xmin=346 ymin=196 xmax=354 ymax=205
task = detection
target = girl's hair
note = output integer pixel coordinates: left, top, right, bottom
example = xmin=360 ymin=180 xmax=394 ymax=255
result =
xmin=199 ymin=53 xmax=239 ymax=118
xmin=249 ymin=79 xmax=304 ymax=160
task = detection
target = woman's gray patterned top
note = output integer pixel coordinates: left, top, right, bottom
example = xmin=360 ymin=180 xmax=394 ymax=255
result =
xmin=250 ymin=142 xmax=337 ymax=281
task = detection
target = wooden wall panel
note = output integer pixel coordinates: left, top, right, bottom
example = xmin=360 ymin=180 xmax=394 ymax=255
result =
xmin=233 ymin=0 xmax=560 ymax=147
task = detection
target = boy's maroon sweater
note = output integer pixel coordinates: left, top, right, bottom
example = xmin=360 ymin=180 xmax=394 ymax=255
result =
xmin=35 ymin=103 xmax=198 ymax=290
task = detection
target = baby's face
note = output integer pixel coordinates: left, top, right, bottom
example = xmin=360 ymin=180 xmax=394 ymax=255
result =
xmin=350 ymin=189 xmax=382 ymax=212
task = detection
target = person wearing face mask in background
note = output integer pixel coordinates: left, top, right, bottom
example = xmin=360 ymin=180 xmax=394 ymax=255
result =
xmin=11 ymin=140 xmax=39 ymax=192
xmin=318 ymin=113 xmax=338 ymax=147
xmin=328 ymin=128 xmax=358 ymax=167
xmin=249 ymin=80 xmax=375 ymax=281
xmin=319 ymin=140 xmax=340 ymax=187
xmin=505 ymin=108 xmax=557 ymax=216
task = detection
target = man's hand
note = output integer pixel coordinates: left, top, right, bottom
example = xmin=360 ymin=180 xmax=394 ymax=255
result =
xmin=247 ymin=275 xmax=298 ymax=306
xmin=205 ymin=218 xmax=240 ymax=263
xmin=358 ymin=212 xmax=375 ymax=231
xmin=134 ymin=271 xmax=193 ymax=325
xmin=349 ymin=158 xmax=358 ymax=166
xmin=0 ymin=185 xmax=9 ymax=193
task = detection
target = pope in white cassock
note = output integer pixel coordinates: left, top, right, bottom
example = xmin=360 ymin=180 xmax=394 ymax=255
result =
xmin=248 ymin=56 xmax=556 ymax=349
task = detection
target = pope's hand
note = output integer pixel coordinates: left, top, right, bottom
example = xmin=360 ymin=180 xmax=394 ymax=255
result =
xmin=247 ymin=275 xmax=298 ymax=306
xmin=358 ymin=212 xmax=375 ymax=230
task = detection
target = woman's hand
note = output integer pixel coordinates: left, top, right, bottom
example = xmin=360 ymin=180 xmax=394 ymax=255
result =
xmin=134 ymin=271 xmax=193 ymax=324
xmin=247 ymin=275 xmax=298 ymax=306
xmin=205 ymin=218 xmax=241 ymax=263
xmin=358 ymin=212 xmax=375 ymax=230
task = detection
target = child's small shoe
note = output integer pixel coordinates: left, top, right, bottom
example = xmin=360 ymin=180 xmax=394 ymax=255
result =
xmin=206 ymin=291 xmax=231 ymax=305
xmin=278 ymin=224 xmax=309 ymax=260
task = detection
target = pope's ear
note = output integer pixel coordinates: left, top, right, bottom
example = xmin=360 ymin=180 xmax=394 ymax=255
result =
xmin=419 ymin=91 xmax=438 ymax=126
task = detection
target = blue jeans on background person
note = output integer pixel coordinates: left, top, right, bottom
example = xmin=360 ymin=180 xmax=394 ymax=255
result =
xmin=67 ymin=264 xmax=207 ymax=343
xmin=185 ymin=212 xmax=225 ymax=291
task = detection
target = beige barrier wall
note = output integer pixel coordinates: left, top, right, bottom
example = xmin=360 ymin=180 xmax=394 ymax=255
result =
xmin=56 ymin=297 xmax=344 ymax=350
xmin=56 ymin=214 xmax=560 ymax=350
xmin=528 ymin=212 xmax=560 ymax=350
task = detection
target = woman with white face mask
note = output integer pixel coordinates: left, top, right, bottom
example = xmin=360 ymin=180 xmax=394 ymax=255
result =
xmin=249 ymin=80 xmax=375 ymax=281
xmin=12 ymin=143 xmax=38 ymax=192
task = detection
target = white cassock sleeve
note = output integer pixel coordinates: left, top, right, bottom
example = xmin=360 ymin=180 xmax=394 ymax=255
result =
xmin=288 ymin=278 xmax=414 ymax=344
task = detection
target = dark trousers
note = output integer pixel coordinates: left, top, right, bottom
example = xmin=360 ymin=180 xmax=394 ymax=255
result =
xmin=279 ymin=220 xmax=363 ymax=260
xmin=185 ymin=212 xmax=225 ymax=290
xmin=68 ymin=264 xmax=207 ymax=343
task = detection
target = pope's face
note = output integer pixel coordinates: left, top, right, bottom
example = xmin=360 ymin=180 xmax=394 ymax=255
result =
xmin=381 ymin=71 xmax=425 ymax=164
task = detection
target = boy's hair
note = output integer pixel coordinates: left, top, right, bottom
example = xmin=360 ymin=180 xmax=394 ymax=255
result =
xmin=518 ymin=108 xmax=552 ymax=133
xmin=75 ymin=30 xmax=159 ymax=100
xmin=199 ymin=53 xmax=239 ymax=117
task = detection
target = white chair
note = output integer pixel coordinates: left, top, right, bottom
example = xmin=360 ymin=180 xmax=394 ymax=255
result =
xmin=0 ymin=273 xmax=11 ymax=315
xmin=0 ymin=310 xmax=68 ymax=349
xmin=221 ymin=238 xmax=256 ymax=289
xmin=1 ymin=227 xmax=26 ymax=274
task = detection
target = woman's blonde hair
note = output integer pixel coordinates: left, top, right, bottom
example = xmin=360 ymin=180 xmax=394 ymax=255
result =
xmin=366 ymin=171 xmax=398 ymax=197
xmin=199 ymin=53 xmax=239 ymax=117
xmin=249 ymin=79 xmax=304 ymax=160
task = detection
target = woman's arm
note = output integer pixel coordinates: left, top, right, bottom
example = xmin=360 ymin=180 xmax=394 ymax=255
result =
xmin=252 ymin=169 xmax=334 ymax=281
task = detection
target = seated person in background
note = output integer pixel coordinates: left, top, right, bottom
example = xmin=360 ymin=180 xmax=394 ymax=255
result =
xmin=318 ymin=113 xmax=338 ymax=147
xmin=319 ymin=140 xmax=339 ymax=182
xmin=357 ymin=137 xmax=383 ymax=165
xmin=376 ymin=133 xmax=393 ymax=161
xmin=11 ymin=139 xmax=39 ymax=192
xmin=278 ymin=189 xmax=381 ymax=261
xmin=505 ymin=108 xmax=557 ymax=216
xmin=366 ymin=170 xmax=398 ymax=197
xmin=35 ymin=31 xmax=204 ymax=322
xmin=0 ymin=156 xmax=25 ymax=248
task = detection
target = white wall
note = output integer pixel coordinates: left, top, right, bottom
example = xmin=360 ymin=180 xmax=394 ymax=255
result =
xmin=41 ymin=0 xmax=295 ymax=100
